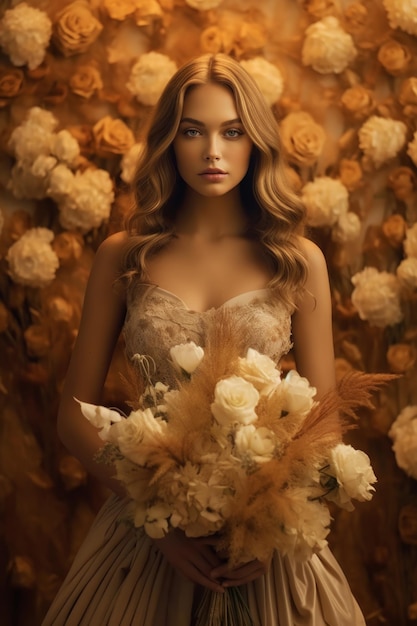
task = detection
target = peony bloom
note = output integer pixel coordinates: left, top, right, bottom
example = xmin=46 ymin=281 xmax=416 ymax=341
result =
xmin=358 ymin=116 xmax=407 ymax=167
xmin=332 ymin=212 xmax=361 ymax=244
xmin=8 ymin=107 xmax=57 ymax=162
xmin=280 ymin=111 xmax=326 ymax=167
xmin=239 ymin=57 xmax=283 ymax=106
xmin=0 ymin=3 xmax=52 ymax=70
xmin=211 ymin=376 xmax=259 ymax=426
xmin=301 ymin=16 xmax=357 ymax=74
xmin=6 ymin=227 xmax=59 ymax=288
xmin=170 ymin=341 xmax=204 ymax=375
xmin=50 ymin=130 xmax=80 ymax=165
xmin=237 ymin=348 xmax=281 ymax=396
xmin=325 ymin=444 xmax=377 ymax=511
xmin=47 ymin=164 xmax=75 ymax=200
xmin=382 ymin=0 xmax=417 ymax=36
xmin=351 ymin=266 xmax=403 ymax=327
xmin=127 ymin=52 xmax=177 ymax=106
xmin=389 ymin=405 xmax=417 ymax=479
xmin=397 ymin=258 xmax=417 ymax=290
xmin=407 ymin=131 xmax=417 ymax=167
xmin=301 ymin=177 xmax=349 ymax=228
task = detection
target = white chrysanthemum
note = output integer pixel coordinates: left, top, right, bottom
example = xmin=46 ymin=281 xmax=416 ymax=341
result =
xmin=6 ymin=227 xmax=59 ymax=288
xmin=331 ymin=211 xmax=361 ymax=244
xmin=382 ymin=0 xmax=417 ymax=36
xmin=397 ymin=258 xmax=417 ymax=290
xmin=185 ymin=0 xmax=224 ymax=9
xmin=301 ymin=16 xmax=357 ymax=74
xmin=239 ymin=57 xmax=284 ymax=106
xmin=47 ymin=164 xmax=76 ymax=200
xmin=120 ymin=143 xmax=144 ymax=184
xmin=351 ymin=266 xmax=403 ymax=327
xmin=388 ymin=405 xmax=417 ymax=479
xmin=9 ymin=122 xmax=54 ymax=163
xmin=301 ymin=177 xmax=349 ymax=228
xmin=127 ymin=52 xmax=177 ymax=106
xmin=358 ymin=116 xmax=407 ymax=167
xmin=50 ymin=130 xmax=80 ymax=166
xmin=407 ymin=131 xmax=417 ymax=166
xmin=0 ymin=3 xmax=52 ymax=70
xmin=404 ymin=223 xmax=417 ymax=258
xmin=58 ymin=169 xmax=114 ymax=233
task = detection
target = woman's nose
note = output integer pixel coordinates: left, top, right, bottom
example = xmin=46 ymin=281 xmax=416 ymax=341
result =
xmin=204 ymin=136 xmax=221 ymax=161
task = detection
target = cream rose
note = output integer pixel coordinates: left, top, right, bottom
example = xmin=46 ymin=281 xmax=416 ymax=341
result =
xmin=332 ymin=212 xmax=361 ymax=244
xmin=280 ymin=111 xmax=326 ymax=167
xmin=302 ymin=16 xmax=357 ymax=74
xmin=407 ymin=131 xmax=417 ymax=167
xmin=0 ymin=3 xmax=52 ymax=70
xmin=326 ymin=444 xmax=377 ymax=510
xmin=404 ymin=223 xmax=417 ymax=258
xmin=397 ymin=258 xmax=417 ymax=290
xmin=351 ymin=266 xmax=403 ymax=327
xmin=6 ymin=227 xmax=59 ymax=288
xmin=358 ymin=116 xmax=407 ymax=167
xmin=170 ymin=341 xmax=204 ymax=375
xmin=239 ymin=57 xmax=283 ymax=106
xmin=53 ymin=1 xmax=103 ymax=57
xmin=234 ymin=424 xmax=275 ymax=463
xmin=278 ymin=370 xmax=316 ymax=415
xmin=340 ymin=85 xmax=375 ymax=120
xmin=69 ymin=65 xmax=103 ymax=98
xmin=127 ymin=52 xmax=177 ymax=106
xmin=211 ymin=376 xmax=259 ymax=426
xmin=108 ymin=408 xmax=167 ymax=466
xmin=301 ymin=177 xmax=349 ymax=228
xmin=382 ymin=0 xmax=417 ymax=36
xmin=377 ymin=39 xmax=412 ymax=75
xmin=92 ymin=116 xmax=135 ymax=157
xmin=237 ymin=348 xmax=281 ymax=396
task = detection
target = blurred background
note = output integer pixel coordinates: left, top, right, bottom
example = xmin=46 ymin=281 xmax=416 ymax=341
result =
xmin=0 ymin=0 xmax=417 ymax=624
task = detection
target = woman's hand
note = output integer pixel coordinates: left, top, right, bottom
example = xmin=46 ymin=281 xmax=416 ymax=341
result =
xmin=152 ymin=529 xmax=226 ymax=593
xmin=210 ymin=554 xmax=272 ymax=587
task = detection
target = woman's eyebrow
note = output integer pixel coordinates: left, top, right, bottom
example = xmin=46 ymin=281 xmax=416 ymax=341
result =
xmin=179 ymin=117 xmax=242 ymax=126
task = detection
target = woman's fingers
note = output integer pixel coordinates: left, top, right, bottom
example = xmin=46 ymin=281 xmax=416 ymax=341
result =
xmin=211 ymin=558 xmax=269 ymax=586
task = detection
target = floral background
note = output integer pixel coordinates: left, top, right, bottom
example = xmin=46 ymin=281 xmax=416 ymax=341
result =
xmin=0 ymin=0 xmax=417 ymax=624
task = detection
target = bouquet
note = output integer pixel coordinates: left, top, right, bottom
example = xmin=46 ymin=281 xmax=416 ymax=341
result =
xmin=78 ymin=308 xmax=389 ymax=625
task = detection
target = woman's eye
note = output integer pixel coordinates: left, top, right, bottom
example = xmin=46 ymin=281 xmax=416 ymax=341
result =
xmin=225 ymin=128 xmax=243 ymax=138
xmin=184 ymin=128 xmax=201 ymax=137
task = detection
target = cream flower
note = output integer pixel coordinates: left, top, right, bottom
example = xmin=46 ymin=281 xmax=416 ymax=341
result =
xmin=389 ymin=405 xmax=417 ymax=479
xmin=170 ymin=341 xmax=204 ymax=375
xmin=277 ymin=370 xmax=316 ymax=415
xmin=186 ymin=0 xmax=224 ymax=8
xmin=237 ymin=348 xmax=281 ymax=396
xmin=6 ymin=227 xmax=59 ymax=288
xmin=57 ymin=168 xmax=114 ymax=233
xmin=53 ymin=1 xmax=103 ymax=57
xmin=69 ymin=65 xmax=103 ymax=98
xmin=382 ymin=0 xmax=417 ymax=36
xmin=107 ymin=408 xmax=167 ymax=466
xmin=397 ymin=258 xmax=417 ymax=290
xmin=50 ymin=130 xmax=80 ymax=165
xmin=47 ymin=165 xmax=75 ymax=200
xmin=77 ymin=401 xmax=123 ymax=440
xmin=332 ymin=212 xmax=361 ymax=244
xmin=120 ymin=143 xmax=144 ymax=184
xmin=302 ymin=17 xmax=357 ymax=74
xmin=142 ymin=502 xmax=171 ymax=538
xmin=351 ymin=266 xmax=403 ymax=327
xmin=0 ymin=3 xmax=52 ymax=70
xmin=403 ymin=224 xmax=417 ymax=258
xmin=8 ymin=107 xmax=57 ymax=162
xmin=127 ymin=52 xmax=177 ymax=106
xmin=358 ymin=116 xmax=407 ymax=167
xmin=239 ymin=57 xmax=283 ymax=106
xmin=280 ymin=111 xmax=326 ymax=167
xmin=278 ymin=491 xmax=330 ymax=560
xmin=325 ymin=444 xmax=377 ymax=510
xmin=407 ymin=131 xmax=417 ymax=167
xmin=234 ymin=424 xmax=275 ymax=463
xmin=211 ymin=376 xmax=259 ymax=426
xmin=301 ymin=177 xmax=349 ymax=228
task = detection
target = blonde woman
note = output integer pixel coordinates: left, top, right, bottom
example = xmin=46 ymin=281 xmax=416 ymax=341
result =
xmin=43 ymin=54 xmax=365 ymax=625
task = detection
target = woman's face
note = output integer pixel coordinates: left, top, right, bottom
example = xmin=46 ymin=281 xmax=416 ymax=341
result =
xmin=173 ymin=82 xmax=253 ymax=198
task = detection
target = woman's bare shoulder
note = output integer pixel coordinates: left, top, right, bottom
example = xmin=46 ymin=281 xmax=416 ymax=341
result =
xmin=296 ymin=235 xmax=328 ymax=274
xmin=93 ymin=230 xmax=129 ymax=270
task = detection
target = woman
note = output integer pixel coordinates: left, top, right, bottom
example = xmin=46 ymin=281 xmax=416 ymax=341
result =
xmin=43 ymin=53 xmax=365 ymax=625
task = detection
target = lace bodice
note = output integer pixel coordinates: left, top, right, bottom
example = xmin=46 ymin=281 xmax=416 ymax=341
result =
xmin=123 ymin=283 xmax=293 ymax=389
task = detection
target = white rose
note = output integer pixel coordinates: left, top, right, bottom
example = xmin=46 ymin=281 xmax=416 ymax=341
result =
xmin=301 ymin=177 xmax=349 ymax=228
xmin=185 ymin=0 xmax=224 ymax=9
xmin=50 ymin=130 xmax=80 ymax=166
xmin=170 ymin=341 xmax=204 ymax=375
xmin=326 ymin=444 xmax=377 ymax=510
xmin=127 ymin=52 xmax=177 ymax=106
xmin=397 ymin=258 xmax=417 ymax=290
xmin=47 ymin=164 xmax=75 ymax=200
xmin=239 ymin=57 xmax=284 ymax=106
xmin=108 ymin=407 xmax=167 ymax=466
xmin=351 ymin=266 xmax=403 ymax=327
xmin=237 ymin=348 xmax=281 ymax=396
xmin=234 ymin=424 xmax=275 ymax=463
xmin=120 ymin=143 xmax=144 ymax=184
xmin=6 ymin=227 xmax=59 ymax=288
xmin=277 ymin=370 xmax=317 ymax=415
xmin=332 ymin=211 xmax=361 ymax=244
xmin=302 ymin=16 xmax=357 ymax=74
xmin=358 ymin=116 xmax=407 ymax=167
xmin=408 ymin=131 xmax=417 ymax=166
xmin=404 ymin=223 xmax=417 ymax=258
xmin=0 ymin=3 xmax=52 ymax=70
xmin=382 ymin=0 xmax=417 ymax=36
xmin=211 ymin=376 xmax=259 ymax=426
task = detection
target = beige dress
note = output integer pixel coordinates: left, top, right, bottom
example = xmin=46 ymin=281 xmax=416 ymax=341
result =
xmin=42 ymin=285 xmax=365 ymax=626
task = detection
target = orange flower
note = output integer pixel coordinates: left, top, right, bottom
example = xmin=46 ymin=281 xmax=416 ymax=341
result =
xmin=92 ymin=116 xmax=135 ymax=157
xmin=377 ymin=39 xmax=412 ymax=76
xmin=381 ymin=214 xmax=407 ymax=248
xmin=339 ymin=159 xmax=363 ymax=191
xmin=340 ymin=85 xmax=375 ymax=120
xmin=53 ymin=1 xmax=103 ymax=57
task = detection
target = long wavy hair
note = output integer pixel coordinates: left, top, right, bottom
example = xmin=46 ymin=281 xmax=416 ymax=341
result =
xmin=122 ymin=53 xmax=308 ymax=306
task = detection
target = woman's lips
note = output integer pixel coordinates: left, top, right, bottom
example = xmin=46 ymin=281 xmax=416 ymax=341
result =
xmin=199 ymin=168 xmax=227 ymax=182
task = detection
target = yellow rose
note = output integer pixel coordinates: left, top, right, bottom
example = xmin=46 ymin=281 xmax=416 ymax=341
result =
xmin=0 ymin=66 xmax=24 ymax=106
xmin=387 ymin=343 xmax=417 ymax=374
xmin=378 ymin=40 xmax=412 ymax=76
xmin=92 ymin=116 xmax=135 ymax=157
xmin=387 ymin=166 xmax=416 ymax=201
xmin=340 ymin=85 xmax=375 ymax=119
xmin=69 ymin=65 xmax=103 ymax=98
xmin=339 ymin=159 xmax=363 ymax=191
xmin=53 ymin=1 xmax=103 ymax=57
xmin=280 ymin=111 xmax=326 ymax=167
xmin=103 ymin=0 xmax=137 ymax=20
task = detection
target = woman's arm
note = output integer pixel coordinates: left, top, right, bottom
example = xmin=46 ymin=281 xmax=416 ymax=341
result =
xmin=291 ymin=237 xmax=336 ymax=398
xmin=57 ymin=231 xmax=127 ymax=495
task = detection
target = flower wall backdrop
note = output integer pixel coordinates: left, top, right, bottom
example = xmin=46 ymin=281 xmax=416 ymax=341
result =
xmin=0 ymin=0 xmax=416 ymax=624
